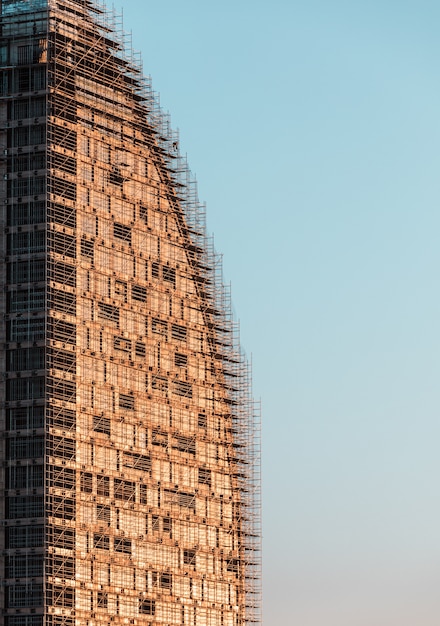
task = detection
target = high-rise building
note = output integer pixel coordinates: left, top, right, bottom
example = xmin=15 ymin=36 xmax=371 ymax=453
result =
xmin=0 ymin=1 xmax=261 ymax=626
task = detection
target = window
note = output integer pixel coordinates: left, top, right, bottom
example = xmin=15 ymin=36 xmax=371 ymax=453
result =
xmin=93 ymin=533 xmax=110 ymax=550
xmin=17 ymin=45 xmax=32 ymax=65
xmin=50 ymin=202 xmax=76 ymax=228
xmin=123 ymin=452 xmax=151 ymax=472
xmin=97 ymin=591 xmax=108 ymax=609
xmin=7 ymin=525 xmax=44 ymax=549
xmin=50 ymin=436 xmax=75 ymax=460
xmin=49 ymin=349 xmax=76 ymax=372
xmin=8 ymin=465 xmax=43 ymax=490
xmin=139 ymin=599 xmax=155 ymax=615
xmin=10 ymin=98 xmax=27 ymax=119
xmin=114 ymin=336 xmax=131 ymax=353
xmin=7 ymin=584 xmax=43 ymax=608
xmin=7 ymin=436 xmax=44 ymax=459
xmin=151 ymin=375 xmax=168 ymax=393
xmin=17 ymin=67 xmax=30 ymax=90
xmin=93 ymin=415 xmax=111 ymax=436
xmin=52 ymin=124 xmax=76 ymax=151
xmin=51 ymin=232 xmax=76 ymax=258
xmin=113 ymin=222 xmax=131 ymax=243
xmin=8 ymin=230 xmax=45 ymax=255
xmin=173 ymin=435 xmax=196 ymax=455
xmin=135 ymin=341 xmax=146 ymax=357
xmin=174 ymin=352 xmax=187 ymax=367
xmin=198 ymin=413 xmax=207 ymax=429
xmin=48 ymin=462 xmax=75 ymax=497
xmin=140 ymin=483 xmax=148 ymax=505
xmin=7 ymin=347 xmax=45 ymax=371
xmin=80 ymin=238 xmax=94 ymax=260
xmin=47 ymin=407 xmax=76 ymax=430
xmin=152 ymin=429 xmax=167 ymax=447
xmin=98 ymin=302 xmax=119 ymax=325
xmin=139 ymin=204 xmax=148 ymax=223
xmin=50 ymin=526 xmax=75 ymax=550
xmin=51 ymin=178 xmax=76 ymax=201
xmin=10 ymin=176 xmax=46 ymax=197
xmin=31 ymin=66 xmax=46 ymax=90
xmin=80 ymin=472 xmax=93 ymax=493
xmin=8 ymin=259 xmax=45 ymax=283
xmin=163 ymin=517 xmax=172 ymax=534
xmin=49 ymin=319 xmax=76 ymax=344
xmin=119 ymin=393 xmax=134 ymax=410
xmin=7 ymin=495 xmax=44 ymax=519
xmin=114 ymin=479 xmax=136 ymax=501
xmin=173 ymin=381 xmax=193 ymax=398
xmin=47 ymin=556 xmax=74 ymax=579
xmin=97 ymin=476 xmax=110 ymax=497
xmin=50 ymin=379 xmax=76 ymax=402
xmin=5 ymin=616 xmax=44 ymax=626
xmin=109 ymin=167 xmax=124 ymax=187
xmin=115 ymin=279 xmax=127 ymax=300
xmin=163 ymin=489 xmax=196 ymax=511
xmin=47 ymin=585 xmax=75 ymax=608
xmin=8 ymin=200 xmax=45 ymax=226
xmin=10 ymin=151 xmax=46 ymax=172
xmin=52 ymin=153 xmax=76 ymax=174
xmin=198 ymin=468 xmax=211 ymax=486
xmin=132 ymin=284 xmax=147 ymax=302
xmin=7 ymin=377 xmax=45 ymax=401
xmin=152 ymin=317 xmax=167 ymax=336
xmin=96 ymin=504 xmax=111 ymax=524
xmin=51 ymin=466 xmax=75 ymax=491
xmin=9 ymin=288 xmax=45 ymax=312
xmin=171 ymin=323 xmax=187 ymax=341
xmin=152 ymin=572 xmax=172 ymax=590
xmin=178 ymin=492 xmax=196 ymax=511
xmin=183 ymin=549 xmax=196 ymax=566
xmin=227 ymin=558 xmax=240 ymax=573
xmin=7 ymin=406 xmax=44 ymax=430
xmin=11 ymin=124 xmax=46 ymax=147
xmin=51 ymin=262 xmax=76 ymax=287
xmin=114 ymin=537 xmax=132 ymax=554
xmin=49 ymin=289 xmax=75 ymax=315
xmin=163 ymin=266 xmax=176 ymax=287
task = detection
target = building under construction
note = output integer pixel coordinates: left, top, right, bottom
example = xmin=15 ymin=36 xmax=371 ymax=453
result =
xmin=0 ymin=1 xmax=261 ymax=625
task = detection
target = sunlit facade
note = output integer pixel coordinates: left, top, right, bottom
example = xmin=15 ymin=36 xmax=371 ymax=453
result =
xmin=0 ymin=1 xmax=261 ymax=625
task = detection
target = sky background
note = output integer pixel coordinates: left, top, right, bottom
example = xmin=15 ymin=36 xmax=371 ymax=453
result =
xmin=107 ymin=1 xmax=440 ymax=624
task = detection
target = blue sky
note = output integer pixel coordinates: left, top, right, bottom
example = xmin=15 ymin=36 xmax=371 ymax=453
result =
xmin=109 ymin=1 xmax=440 ymax=623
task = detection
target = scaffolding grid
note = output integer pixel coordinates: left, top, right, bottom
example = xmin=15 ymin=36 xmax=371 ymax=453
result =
xmin=0 ymin=2 xmax=261 ymax=626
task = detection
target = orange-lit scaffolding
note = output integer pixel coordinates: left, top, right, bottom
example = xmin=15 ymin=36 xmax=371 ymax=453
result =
xmin=0 ymin=1 xmax=261 ymax=625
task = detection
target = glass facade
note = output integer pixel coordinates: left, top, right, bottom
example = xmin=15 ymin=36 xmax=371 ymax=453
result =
xmin=2 ymin=0 xmax=47 ymax=15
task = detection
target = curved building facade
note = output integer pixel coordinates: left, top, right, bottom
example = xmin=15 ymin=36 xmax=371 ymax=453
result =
xmin=0 ymin=1 xmax=261 ymax=626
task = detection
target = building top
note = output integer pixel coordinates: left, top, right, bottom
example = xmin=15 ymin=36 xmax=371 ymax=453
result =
xmin=1 ymin=0 xmax=47 ymax=14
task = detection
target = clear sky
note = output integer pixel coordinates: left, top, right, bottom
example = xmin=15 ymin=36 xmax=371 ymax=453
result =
xmin=108 ymin=1 xmax=440 ymax=624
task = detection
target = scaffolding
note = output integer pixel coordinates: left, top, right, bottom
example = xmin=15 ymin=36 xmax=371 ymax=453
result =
xmin=0 ymin=1 xmax=261 ymax=626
